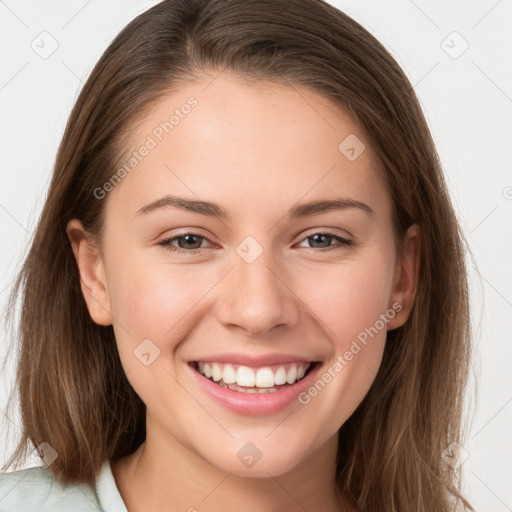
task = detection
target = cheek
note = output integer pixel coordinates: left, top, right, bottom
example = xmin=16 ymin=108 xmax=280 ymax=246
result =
xmin=296 ymin=253 xmax=395 ymax=346
xmin=294 ymin=257 xmax=395 ymax=420
xmin=106 ymin=259 xmax=210 ymax=401
xmin=107 ymin=252 xmax=225 ymax=370
xmin=109 ymin=260 xmax=200 ymax=338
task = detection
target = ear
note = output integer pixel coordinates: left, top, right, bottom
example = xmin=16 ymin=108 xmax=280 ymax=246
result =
xmin=66 ymin=219 xmax=112 ymax=326
xmin=386 ymin=223 xmax=421 ymax=330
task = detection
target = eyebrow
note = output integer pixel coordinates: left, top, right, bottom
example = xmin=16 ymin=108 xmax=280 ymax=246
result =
xmin=135 ymin=195 xmax=374 ymax=218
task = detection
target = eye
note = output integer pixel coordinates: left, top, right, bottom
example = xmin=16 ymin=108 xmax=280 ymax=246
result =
xmin=158 ymin=231 xmax=214 ymax=254
xmin=296 ymin=231 xmax=353 ymax=251
xmin=158 ymin=230 xmax=353 ymax=255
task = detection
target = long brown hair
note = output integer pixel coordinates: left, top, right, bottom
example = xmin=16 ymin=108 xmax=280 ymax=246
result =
xmin=2 ymin=0 xmax=475 ymax=510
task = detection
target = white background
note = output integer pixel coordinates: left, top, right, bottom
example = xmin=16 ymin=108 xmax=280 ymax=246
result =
xmin=1 ymin=1 xmax=511 ymax=510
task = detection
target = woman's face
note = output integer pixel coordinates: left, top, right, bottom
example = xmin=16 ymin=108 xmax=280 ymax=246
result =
xmin=69 ymin=73 xmax=419 ymax=477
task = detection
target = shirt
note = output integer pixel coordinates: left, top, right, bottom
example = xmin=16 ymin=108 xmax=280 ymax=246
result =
xmin=0 ymin=460 xmax=128 ymax=512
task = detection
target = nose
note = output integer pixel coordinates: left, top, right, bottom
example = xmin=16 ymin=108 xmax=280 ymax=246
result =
xmin=215 ymin=246 xmax=301 ymax=337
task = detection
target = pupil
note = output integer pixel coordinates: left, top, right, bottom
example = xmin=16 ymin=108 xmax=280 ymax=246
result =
xmin=180 ymin=235 xmax=201 ymax=249
xmin=311 ymin=234 xmax=330 ymax=248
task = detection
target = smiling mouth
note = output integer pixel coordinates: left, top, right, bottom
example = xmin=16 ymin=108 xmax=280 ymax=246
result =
xmin=190 ymin=361 xmax=317 ymax=394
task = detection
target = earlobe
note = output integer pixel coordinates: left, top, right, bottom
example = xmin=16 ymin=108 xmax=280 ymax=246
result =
xmin=66 ymin=219 xmax=112 ymax=326
xmin=386 ymin=224 xmax=421 ymax=331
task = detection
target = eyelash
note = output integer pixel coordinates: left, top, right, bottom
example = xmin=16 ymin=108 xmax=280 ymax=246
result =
xmin=158 ymin=230 xmax=353 ymax=255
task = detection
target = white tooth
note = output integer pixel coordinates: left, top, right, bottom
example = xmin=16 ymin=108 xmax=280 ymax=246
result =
xmin=255 ymin=367 xmax=275 ymax=388
xmin=197 ymin=362 xmax=205 ymax=374
xmin=274 ymin=367 xmax=287 ymax=385
xmin=286 ymin=365 xmax=298 ymax=384
xmin=237 ymin=366 xmax=255 ymax=387
xmin=204 ymin=363 xmax=212 ymax=378
xmin=222 ymin=364 xmax=237 ymax=384
xmin=211 ymin=363 xmax=222 ymax=382
xmin=297 ymin=364 xmax=308 ymax=380
xmin=246 ymin=388 xmax=258 ymax=393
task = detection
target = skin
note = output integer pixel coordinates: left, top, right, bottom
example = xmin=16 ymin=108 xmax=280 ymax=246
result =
xmin=67 ymin=73 xmax=420 ymax=512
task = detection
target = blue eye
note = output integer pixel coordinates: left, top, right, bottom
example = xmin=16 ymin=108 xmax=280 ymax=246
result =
xmin=158 ymin=231 xmax=353 ymax=254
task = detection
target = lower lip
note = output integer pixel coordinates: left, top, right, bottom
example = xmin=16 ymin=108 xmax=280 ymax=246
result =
xmin=188 ymin=362 xmax=322 ymax=416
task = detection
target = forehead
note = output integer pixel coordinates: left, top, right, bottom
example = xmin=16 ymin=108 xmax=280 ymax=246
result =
xmin=106 ymin=74 xmax=390 ymax=221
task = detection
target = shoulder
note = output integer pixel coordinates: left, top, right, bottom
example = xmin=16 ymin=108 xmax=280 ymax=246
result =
xmin=0 ymin=466 xmax=101 ymax=511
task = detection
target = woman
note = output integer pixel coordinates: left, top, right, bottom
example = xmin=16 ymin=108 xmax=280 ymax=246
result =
xmin=0 ymin=0 xmax=475 ymax=510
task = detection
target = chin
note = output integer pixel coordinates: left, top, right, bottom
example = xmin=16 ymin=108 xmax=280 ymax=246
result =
xmin=199 ymin=440 xmax=310 ymax=478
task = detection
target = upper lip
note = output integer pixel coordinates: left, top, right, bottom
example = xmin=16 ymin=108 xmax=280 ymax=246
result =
xmin=190 ymin=353 xmax=319 ymax=368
